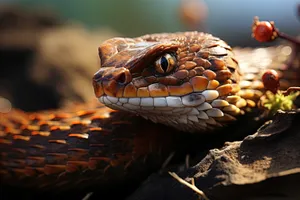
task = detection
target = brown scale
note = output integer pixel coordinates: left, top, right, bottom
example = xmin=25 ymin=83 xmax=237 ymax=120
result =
xmin=0 ymin=104 xmax=178 ymax=189
xmin=94 ymin=32 xmax=241 ymax=100
xmin=93 ymin=32 xmax=299 ymax=133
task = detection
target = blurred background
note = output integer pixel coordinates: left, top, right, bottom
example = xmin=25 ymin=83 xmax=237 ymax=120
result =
xmin=0 ymin=0 xmax=299 ymax=112
xmin=3 ymin=0 xmax=300 ymax=46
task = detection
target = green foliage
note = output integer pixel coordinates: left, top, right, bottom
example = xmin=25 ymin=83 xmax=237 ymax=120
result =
xmin=263 ymin=91 xmax=299 ymax=115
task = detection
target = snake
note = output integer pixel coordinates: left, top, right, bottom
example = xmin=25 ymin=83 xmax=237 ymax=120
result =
xmin=0 ymin=32 xmax=298 ymax=192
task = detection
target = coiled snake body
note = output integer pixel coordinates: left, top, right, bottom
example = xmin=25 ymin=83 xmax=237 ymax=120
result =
xmin=0 ymin=32 xmax=297 ymax=190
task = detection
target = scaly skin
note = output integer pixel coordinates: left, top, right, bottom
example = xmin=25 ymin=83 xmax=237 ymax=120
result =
xmin=0 ymin=102 xmax=180 ymax=190
xmin=93 ymin=32 xmax=295 ymax=132
xmin=0 ymin=32 xmax=297 ymax=190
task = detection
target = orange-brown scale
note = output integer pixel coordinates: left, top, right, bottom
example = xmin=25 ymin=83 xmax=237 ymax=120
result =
xmin=0 ymin=105 xmax=177 ymax=189
xmin=94 ymin=32 xmax=241 ymax=99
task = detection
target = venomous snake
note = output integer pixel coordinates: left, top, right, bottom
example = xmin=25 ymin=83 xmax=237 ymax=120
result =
xmin=0 ymin=32 xmax=298 ymax=191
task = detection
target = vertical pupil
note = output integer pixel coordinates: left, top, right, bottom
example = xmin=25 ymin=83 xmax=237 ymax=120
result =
xmin=160 ymin=56 xmax=169 ymax=72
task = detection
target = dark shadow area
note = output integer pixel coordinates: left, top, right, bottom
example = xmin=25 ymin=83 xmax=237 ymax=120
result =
xmin=0 ymin=48 xmax=61 ymax=111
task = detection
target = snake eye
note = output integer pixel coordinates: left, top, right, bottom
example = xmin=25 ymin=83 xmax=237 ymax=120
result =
xmin=155 ymin=53 xmax=176 ymax=74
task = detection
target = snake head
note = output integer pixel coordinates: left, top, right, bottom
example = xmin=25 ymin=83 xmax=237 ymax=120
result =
xmin=93 ymin=32 xmax=242 ymax=132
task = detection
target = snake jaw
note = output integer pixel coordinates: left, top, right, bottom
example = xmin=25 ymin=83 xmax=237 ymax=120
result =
xmin=97 ymin=92 xmax=237 ymax=132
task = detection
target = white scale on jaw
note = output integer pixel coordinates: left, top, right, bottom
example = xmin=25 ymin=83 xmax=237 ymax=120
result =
xmin=98 ymin=89 xmax=240 ymax=132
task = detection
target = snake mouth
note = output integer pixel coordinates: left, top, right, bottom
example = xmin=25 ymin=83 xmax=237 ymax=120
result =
xmin=96 ymin=90 xmax=241 ymax=132
xmin=99 ymin=90 xmax=219 ymax=110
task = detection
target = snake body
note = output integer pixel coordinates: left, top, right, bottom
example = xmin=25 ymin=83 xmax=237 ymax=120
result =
xmin=0 ymin=32 xmax=297 ymax=190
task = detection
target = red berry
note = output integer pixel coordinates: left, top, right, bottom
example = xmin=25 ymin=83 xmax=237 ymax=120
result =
xmin=253 ymin=21 xmax=274 ymax=42
xmin=262 ymin=70 xmax=280 ymax=93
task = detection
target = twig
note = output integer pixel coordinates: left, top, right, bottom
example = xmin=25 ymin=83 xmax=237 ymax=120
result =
xmin=82 ymin=192 xmax=93 ymax=200
xmin=169 ymin=172 xmax=209 ymax=200
xmin=161 ymin=152 xmax=175 ymax=170
xmin=281 ymin=87 xmax=300 ymax=96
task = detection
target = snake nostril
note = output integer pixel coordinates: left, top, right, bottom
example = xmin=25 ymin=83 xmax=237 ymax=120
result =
xmin=118 ymin=72 xmax=126 ymax=84
xmin=93 ymin=68 xmax=131 ymax=85
xmin=115 ymin=71 xmax=131 ymax=84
